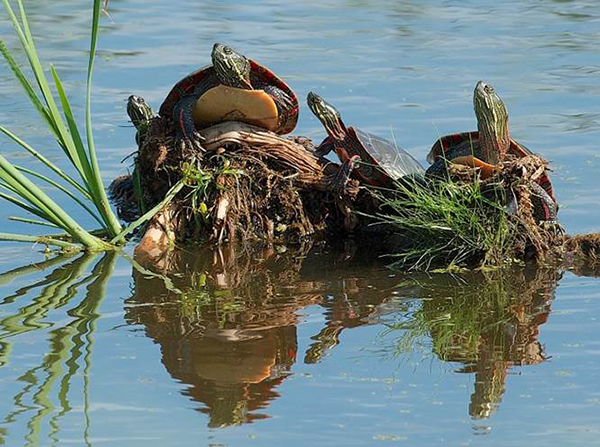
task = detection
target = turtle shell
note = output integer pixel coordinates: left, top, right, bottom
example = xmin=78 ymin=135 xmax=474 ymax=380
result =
xmin=159 ymin=60 xmax=298 ymax=135
xmin=427 ymin=131 xmax=531 ymax=164
xmin=248 ymin=60 xmax=299 ymax=134
xmin=348 ymin=127 xmax=424 ymax=186
xmin=427 ymin=131 xmax=557 ymax=204
xmin=159 ymin=64 xmax=213 ymax=119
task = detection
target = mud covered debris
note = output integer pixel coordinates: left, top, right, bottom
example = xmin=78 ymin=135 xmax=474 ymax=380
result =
xmin=129 ymin=117 xmax=373 ymax=252
xmin=109 ymin=117 xmax=573 ymax=270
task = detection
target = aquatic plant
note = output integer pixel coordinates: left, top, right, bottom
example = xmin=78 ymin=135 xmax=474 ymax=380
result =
xmin=374 ymin=175 xmax=518 ymax=270
xmin=0 ymin=0 xmax=169 ymax=251
xmin=180 ymin=155 xmax=246 ymax=232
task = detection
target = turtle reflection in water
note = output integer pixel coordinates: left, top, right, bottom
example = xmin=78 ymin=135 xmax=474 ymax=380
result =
xmin=387 ymin=267 xmax=561 ymax=419
xmin=125 ymin=244 xmax=406 ymax=427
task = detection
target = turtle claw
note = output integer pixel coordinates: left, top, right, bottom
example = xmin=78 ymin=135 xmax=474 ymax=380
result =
xmin=540 ymin=221 xmax=565 ymax=240
xmin=176 ymin=131 xmax=206 ymax=153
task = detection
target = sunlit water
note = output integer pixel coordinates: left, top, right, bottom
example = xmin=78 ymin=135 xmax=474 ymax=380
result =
xmin=0 ymin=0 xmax=599 ymax=445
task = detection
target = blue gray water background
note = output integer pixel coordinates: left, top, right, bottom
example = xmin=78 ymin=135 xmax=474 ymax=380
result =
xmin=0 ymin=0 xmax=599 ymax=445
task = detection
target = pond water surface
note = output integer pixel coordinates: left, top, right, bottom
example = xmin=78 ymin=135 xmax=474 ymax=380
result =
xmin=0 ymin=0 xmax=599 ymax=445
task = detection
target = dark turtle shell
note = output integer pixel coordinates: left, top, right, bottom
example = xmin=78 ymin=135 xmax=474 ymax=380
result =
xmin=159 ymin=60 xmax=299 ymax=134
xmin=427 ymin=130 xmax=557 ymax=205
xmin=346 ymin=127 xmax=424 ymax=186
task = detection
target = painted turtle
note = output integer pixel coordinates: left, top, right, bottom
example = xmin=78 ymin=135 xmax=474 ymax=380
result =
xmin=426 ymin=81 xmax=558 ymax=221
xmin=307 ymin=92 xmax=424 ymax=188
xmin=108 ymin=95 xmax=157 ymax=222
xmin=160 ymin=43 xmax=298 ymax=152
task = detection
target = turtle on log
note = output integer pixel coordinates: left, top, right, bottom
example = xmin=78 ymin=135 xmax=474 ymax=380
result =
xmin=426 ymin=81 xmax=558 ymax=222
xmin=307 ymin=92 xmax=424 ymax=188
xmin=159 ymin=43 xmax=299 ymax=152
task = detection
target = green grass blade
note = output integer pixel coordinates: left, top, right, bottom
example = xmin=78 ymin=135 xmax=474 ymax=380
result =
xmin=0 ymin=178 xmax=18 ymax=194
xmin=2 ymin=0 xmax=72 ymax=152
xmin=2 ymin=0 xmax=93 ymax=186
xmin=51 ymin=65 xmax=119 ymax=235
xmin=8 ymin=216 xmax=60 ymax=229
xmin=84 ymin=0 xmax=122 ymax=237
xmin=0 ymin=40 xmax=57 ymax=137
xmin=0 ymin=0 xmax=120 ymax=250
xmin=110 ymin=179 xmax=185 ymax=244
xmin=0 ymin=167 xmax=64 ymax=227
xmin=0 ymin=125 xmax=90 ymax=199
xmin=0 ymin=232 xmax=80 ymax=249
xmin=50 ymin=66 xmax=95 ymax=183
xmin=15 ymin=166 xmax=108 ymax=230
xmin=0 ymin=156 xmax=108 ymax=248
xmin=131 ymin=168 xmax=146 ymax=214
xmin=16 ymin=0 xmax=34 ymax=46
xmin=0 ymin=191 xmax=58 ymax=224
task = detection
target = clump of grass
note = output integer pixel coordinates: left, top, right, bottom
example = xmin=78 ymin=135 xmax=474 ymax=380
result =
xmin=178 ymin=155 xmax=246 ymax=232
xmin=374 ymin=176 xmax=519 ymax=270
xmin=0 ymin=0 xmax=170 ymax=251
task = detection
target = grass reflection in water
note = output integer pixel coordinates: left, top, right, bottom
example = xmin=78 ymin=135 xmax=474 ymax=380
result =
xmin=0 ymin=252 xmax=116 ymax=446
xmin=381 ymin=267 xmax=563 ymax=419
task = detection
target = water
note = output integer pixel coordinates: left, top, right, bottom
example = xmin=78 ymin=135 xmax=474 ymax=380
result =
xmin=0 ymin=0 xmax=600 ymax=445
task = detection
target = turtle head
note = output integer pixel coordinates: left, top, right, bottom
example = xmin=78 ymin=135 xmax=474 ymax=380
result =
xmin=307 ymin=92 xmax=347 ymax=140
xmin=126 ymin=95 xmax=154 ymax=130
xmin=473 ymin=81 xmax=510 ymax=164
xmin=212 ymin=43 xmax=252 ymax=89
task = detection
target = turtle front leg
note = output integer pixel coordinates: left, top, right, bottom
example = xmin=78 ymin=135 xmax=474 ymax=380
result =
xmin=330 ymin=155 xmax=361 ymax=193
xmin=172 ymin=95 xmax=206 ymax=152
xmin=314 ymin=138 xmax=334 ymax=158
xmin=263 ymin=84 xmax=297 ymax=132
xmin=530 ymin=182 xmax=559 ymax=222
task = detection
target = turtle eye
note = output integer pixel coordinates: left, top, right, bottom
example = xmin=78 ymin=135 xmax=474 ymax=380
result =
xmin=223 ymin=46 xmax=233 ymax=55
xmin=484 ymin=85 xmax=494 ymax=94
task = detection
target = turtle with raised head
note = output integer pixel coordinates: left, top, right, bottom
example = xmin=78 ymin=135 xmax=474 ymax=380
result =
xmin=307 ymin=92 xmax=424 ymax=188
xmin=426 ymin=81 xmax=558 ymax=221
xmin=109 ymin=95 xmax=157 ymax=222
xmin=160 ymin=43 xmax=298 ymax=152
